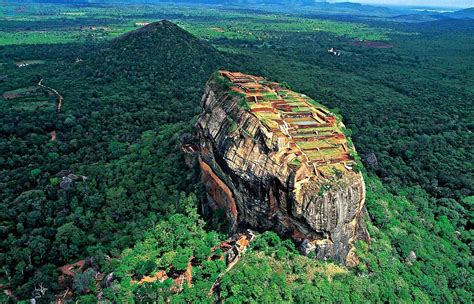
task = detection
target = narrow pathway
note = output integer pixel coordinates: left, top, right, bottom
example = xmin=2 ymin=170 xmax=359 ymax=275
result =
xmin=131 ymin=230 xmax=255 ymax=300
xmin=208 ymin=230 xmax=255 ymax=297
xmin=38 ymin=78 xmax=63 ymax=113
xmin=38 ymin=78 xmax=63 ymax=141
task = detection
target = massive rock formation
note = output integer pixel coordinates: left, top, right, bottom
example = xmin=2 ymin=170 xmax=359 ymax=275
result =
xmin=196 ymin=71 xmax=369 ymax=265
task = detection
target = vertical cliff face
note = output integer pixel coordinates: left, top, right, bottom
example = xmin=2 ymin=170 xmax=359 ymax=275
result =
xmin=196 ymin=71 xmax=369 ymax=265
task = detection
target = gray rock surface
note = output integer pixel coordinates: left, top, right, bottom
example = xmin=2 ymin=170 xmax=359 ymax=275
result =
xmin=196 ymin=73 xmax=369 ymax=265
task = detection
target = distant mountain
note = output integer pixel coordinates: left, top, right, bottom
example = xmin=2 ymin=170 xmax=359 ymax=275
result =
xmin=307 ymin=1 xmax=396 ymax=15
xmin=4 ymin=0 xmax=452 ymax=20
xmin=449 ymin=7 xmax=474 ymax=19
xmin=390 ymin=7 xmax=474 ymax=22
xmin=390 ymin=13 xmax=441 ymax=22
xmin=10 ymin=0 xmax=328 ymax=4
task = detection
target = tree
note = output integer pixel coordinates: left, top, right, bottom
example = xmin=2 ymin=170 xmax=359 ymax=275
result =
xmin=54 ymin=222 xmax=86 ymax=262
xmin=73 ymin=269 xmax=97 ymax=294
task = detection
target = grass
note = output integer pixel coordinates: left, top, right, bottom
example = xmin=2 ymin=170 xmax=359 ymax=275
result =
xmin=289 ymin=158 xmax=302 ymax=166
xmin=296 ymin=141 xmax=318 ymax=149
xmin=1 ymin=97 xmax=54 ymax=110
xmin=296 ymin=139 xmax=338 ymax=150
xmin=239 ymin=99 xmax=251 ymax=111
xmin=298 ymin=126 xmax=336 ymax=133
xmin=2 ymin=86 xmax=43 ymax=100
xmin=292 ymin=107 xmax=311 ymax=112
xmin=4 ymin=87 xmax=34 ymax=94
xmin=0 ymin=31 xmax=76 ymax=46
xmin=15 ymin=60 xmax=45 ymax=66
xmin=8 ymin=100 xmax=53 ymax=111
xmin=0 ymin=3 xmax=398 ymax=46
xmin=182 ymin=14 xmax=392 ymax=41
xmin=0 ymin=30 xmax=107 ymax=46
xmin=315 ymin=147 xmax=343 ymax=158
xmin=228 ymin=117 xmax=238 ymax=133
xmin=262 ymin=93 xmax=279 ymax=100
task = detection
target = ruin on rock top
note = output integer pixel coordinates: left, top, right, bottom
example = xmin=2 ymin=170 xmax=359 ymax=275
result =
xmin=196 ymin=70 xmax=369 ymax=266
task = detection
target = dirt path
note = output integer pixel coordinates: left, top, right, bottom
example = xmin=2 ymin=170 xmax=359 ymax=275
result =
xmin=131 ymin=231 xmax=255 ymax=300
xmin=38 ymin=78 xmax=63 ymax=113
xmin=38 ymin=79 xmax=63 ymax=141
xmin=50 ymin=130 xmax=57 ymax=141
xmin=208 ymin=231 xmax=254 ymax=297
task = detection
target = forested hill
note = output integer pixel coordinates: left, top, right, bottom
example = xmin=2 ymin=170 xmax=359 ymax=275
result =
xmin=0 ymin=20 xmax=235 ymax=300
xmin=82 ymin=19 xmax=231 ymax=125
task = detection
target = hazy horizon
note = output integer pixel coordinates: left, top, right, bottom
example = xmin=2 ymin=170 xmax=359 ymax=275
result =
xmin=330 ymin=0 xmax=473 ymax=9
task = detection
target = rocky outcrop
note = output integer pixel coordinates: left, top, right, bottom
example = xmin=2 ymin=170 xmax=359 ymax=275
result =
xmin=196 ymin=71 xmax=369 ymax=265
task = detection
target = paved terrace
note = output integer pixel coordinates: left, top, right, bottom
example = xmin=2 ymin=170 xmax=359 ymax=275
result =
xmin=220 ymin=70 xmax=355 ymax=179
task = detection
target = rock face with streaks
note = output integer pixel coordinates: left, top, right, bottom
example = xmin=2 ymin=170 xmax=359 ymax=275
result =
xmin=196 ymin=71 xmax=369 ymax=265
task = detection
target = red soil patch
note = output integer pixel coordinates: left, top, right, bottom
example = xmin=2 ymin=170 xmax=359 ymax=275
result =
xmin=138 ymin=270 xmax=168 ymax=284
xmin=236 ymin=236 xmax=249 ymax=249
xmin=348 ymin=40 xmax=394 ymax=49
xmin=185 ymin=261 xmax=193 ymax=288
xmin=60 ymin=260 xmax=85 ymax=277
xmin=250 ymin=107 xmax=276 ymax=113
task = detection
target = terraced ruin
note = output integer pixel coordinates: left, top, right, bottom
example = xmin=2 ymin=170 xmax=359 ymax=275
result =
xmin=220 ymin=70 xmax=355 ymax=180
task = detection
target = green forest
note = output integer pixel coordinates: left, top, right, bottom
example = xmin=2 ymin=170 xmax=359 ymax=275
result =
xmin=0 ymin=2 xmax=472 ymax=303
